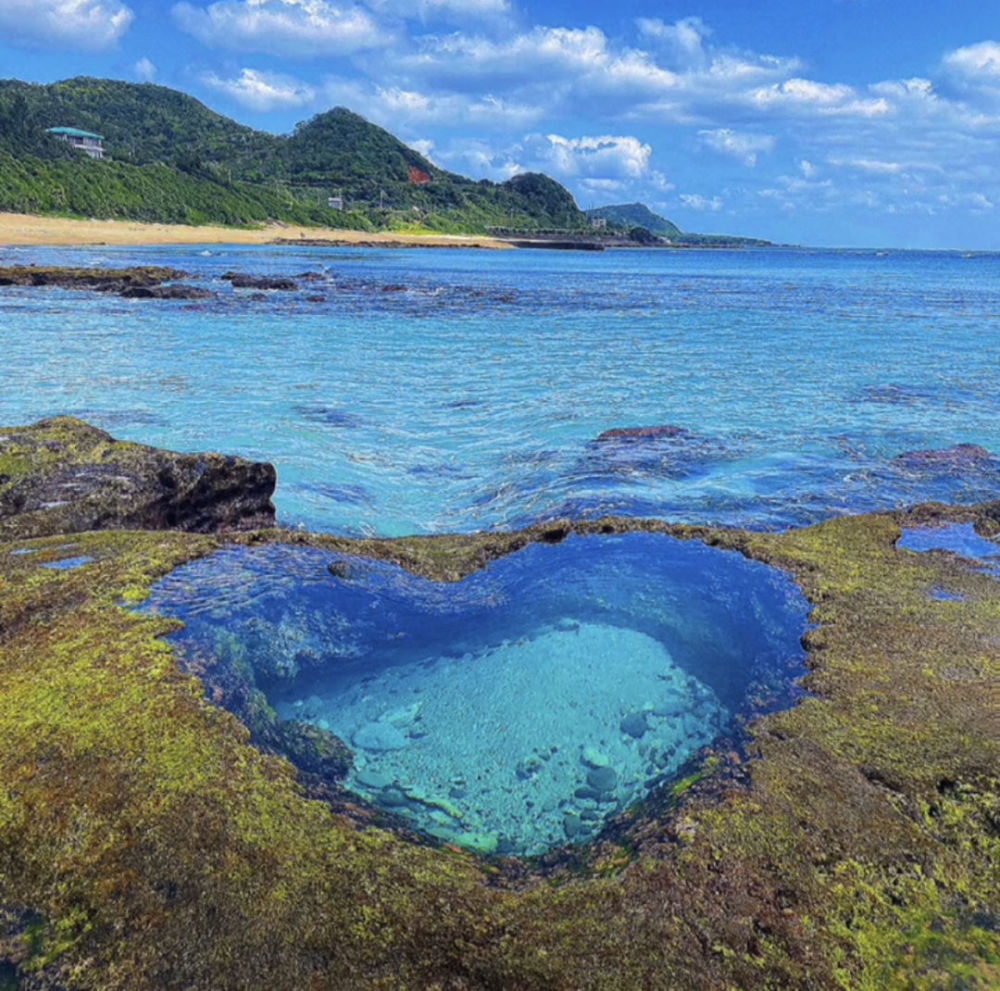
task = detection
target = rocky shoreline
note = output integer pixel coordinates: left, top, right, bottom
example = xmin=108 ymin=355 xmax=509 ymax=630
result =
xmin=1 ymin=417 xmax=998 ymax=989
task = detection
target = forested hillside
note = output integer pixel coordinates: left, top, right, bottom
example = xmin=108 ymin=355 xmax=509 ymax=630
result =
xmin=0 ymin=77 xmax=587 ymax=232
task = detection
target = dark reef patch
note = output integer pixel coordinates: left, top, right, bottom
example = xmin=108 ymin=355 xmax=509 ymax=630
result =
xmin=293 ymin=404 xmax=363 ymax=429
xmin=894 ymin=443 xmax=996 ymax=472
xmin=579 ymin=424 xmax=729 ymax=482
xmin=0 ymin=264 xmax=213 ymax=301
xmin=851 ymin=382 xmax=972 ymax=409
xmin=222 ymin=271 xmax=298 ymax=291
xmin=299 ymin=481 xmax=374 ymax=506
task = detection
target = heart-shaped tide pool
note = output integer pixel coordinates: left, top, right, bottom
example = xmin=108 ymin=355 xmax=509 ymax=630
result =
xmin=144 ymin=533 xmax=810 ymax=855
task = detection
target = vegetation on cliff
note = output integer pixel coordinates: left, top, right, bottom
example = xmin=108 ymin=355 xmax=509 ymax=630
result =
xmin=0 ymin=418 xmax=998 ymax=988
xmin=0 ymin=77 xmax=587 ymax=233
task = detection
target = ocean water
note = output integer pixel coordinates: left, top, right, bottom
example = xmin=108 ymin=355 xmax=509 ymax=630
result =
xmin=2 ymin=244 xmax=1000 ymax=535
xmin=145 ymin=532 xmax=810 ymax=854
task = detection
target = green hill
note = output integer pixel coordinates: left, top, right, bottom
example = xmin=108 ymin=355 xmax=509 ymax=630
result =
xmin=586 ymin=201 xmax=770 ymax=246
xmin=0 ymin=76 xmax=587 ymax=232
xmin=586 ymin=202 xmax=682 ymax=238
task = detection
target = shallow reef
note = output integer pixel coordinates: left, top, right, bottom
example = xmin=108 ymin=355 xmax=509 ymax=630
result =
xmin=0 ymin=420 xmax=999 ymax=989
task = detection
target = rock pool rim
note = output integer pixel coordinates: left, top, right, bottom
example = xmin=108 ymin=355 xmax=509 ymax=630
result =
xmin=142 ymin=519 xmax=815 ymax=864
xmin=5 ymin=501 xmax=1000 ymax=988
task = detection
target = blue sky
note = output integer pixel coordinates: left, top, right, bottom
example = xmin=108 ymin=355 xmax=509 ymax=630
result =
xmin=3 ymin=0 xmax=1000 ymax=247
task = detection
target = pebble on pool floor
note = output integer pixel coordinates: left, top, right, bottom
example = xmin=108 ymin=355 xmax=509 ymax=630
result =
xmin=275 ymin=620 xmax=728 ymax=856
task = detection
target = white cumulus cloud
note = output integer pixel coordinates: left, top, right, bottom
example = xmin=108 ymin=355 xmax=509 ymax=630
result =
xmin=747 ymin=78 xmax=890 ymax=117
xmin=943 ymin=41 xmax=1000 ymax=82
xmin=698 ymin=128 xmax=774 ymax=166
xmin=173 ymin=0 xmax=387 ymax=57
xmin=679 ymin=193 xmax=723 ymax=211
xmin=636 ymin=16 xmax=709 ymax=68
xmin=533 ymin=133 xmax=652 ymax=179
xmin=202 ymin=67 xmax=317 ymax=110
xmin=133 ymin=56 xmax=156 ymax=81
xmin=0 ymin=0 xmax=132 ymax=51
xmin=828 ymin=157 xmax=904 ymax=176
xmin=373 ymin=0 xmax=510 ymax=17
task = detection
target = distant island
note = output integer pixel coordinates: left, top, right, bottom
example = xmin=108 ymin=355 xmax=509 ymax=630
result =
xmin=0 ymin=77 xmax=769 ymax=245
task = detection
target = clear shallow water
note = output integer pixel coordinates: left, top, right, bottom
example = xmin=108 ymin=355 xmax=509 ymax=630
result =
xmin=898 ymin=522 xmax=1000 ymax=578
xmin=144 ymin=532 xmax=810 ymax=854
xmin=3 ymin=244 xmax=1000 ymax=535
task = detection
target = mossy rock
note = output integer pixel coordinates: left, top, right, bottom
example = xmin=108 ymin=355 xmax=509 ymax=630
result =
xmin=1 ymin=426 xmax=999 ymax=987
xmin=0 ymin=417 xmax=275 ymax=540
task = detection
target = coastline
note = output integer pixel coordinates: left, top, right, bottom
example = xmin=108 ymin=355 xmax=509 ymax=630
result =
xmin=0 ymin=211 xmax=510 ymax=249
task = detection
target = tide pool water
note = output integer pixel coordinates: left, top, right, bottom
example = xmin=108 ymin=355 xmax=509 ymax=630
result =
xmin=2 ymin=244 xmax=1000 ymax=534
xmin=145 ymin=532 xmax=810 ymax=854
xmin=898 ymin=521 xmax=1000 ymax=578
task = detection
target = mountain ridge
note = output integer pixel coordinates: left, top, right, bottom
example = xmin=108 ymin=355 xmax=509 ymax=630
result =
xmin=0 ymin=76 xmax=586 ymax=232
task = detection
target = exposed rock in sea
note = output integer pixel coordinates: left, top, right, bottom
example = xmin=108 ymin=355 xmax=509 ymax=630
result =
xmin=0 ymin=416 xmax=276 ymax=539
xmin=0 ymin=264 xmax=187 ymax=292
xmin=894 ymin=443 xmax=995 ymax=471
xmin=582 ymin=424 xmax=728 ymax=481
xmin=594 ymin=425 xmax=691 ymax=443
xmin=222 ymin=271 xmax=298 ymax=290
xmin=0 ymin=264 xmax=218 ymax=300
xmin=119 ymin=284 xmax=215 ymax=300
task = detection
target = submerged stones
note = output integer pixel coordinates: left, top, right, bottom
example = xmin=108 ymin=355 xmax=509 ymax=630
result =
xmin=620 ymin=711 xmax=649 ymax=739
xmin=293 ymin=404 xmax=363 ymax=429
xmin=586 ymin=766 xmax=618 ymax=793
xmin=353 ymin=722 xmax=409 ymax=752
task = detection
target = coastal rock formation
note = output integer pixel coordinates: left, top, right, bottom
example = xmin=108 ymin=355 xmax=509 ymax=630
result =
xmin=0 ymin=265 xmax=215 ymax=300
xmin=0 ymin=264 xmax=186 ymax=290
xmin=1 ymin=419 xmax=999 ymax=988
xmin=0 ymin=417 xmax=275 ymax=539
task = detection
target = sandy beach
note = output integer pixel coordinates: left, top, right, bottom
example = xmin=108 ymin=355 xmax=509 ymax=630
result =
xmin=0 ymin=212 xmax=509 ymax=249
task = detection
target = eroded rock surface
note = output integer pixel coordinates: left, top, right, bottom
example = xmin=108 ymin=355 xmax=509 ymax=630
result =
xmin=0 ymin=265 xmax=213 ymax=300
xmin=0 ymin=417 xmax=275 ymax=538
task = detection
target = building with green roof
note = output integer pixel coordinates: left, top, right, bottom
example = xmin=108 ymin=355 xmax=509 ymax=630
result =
xmin=46 ymin=126 xmax=105 ymax=160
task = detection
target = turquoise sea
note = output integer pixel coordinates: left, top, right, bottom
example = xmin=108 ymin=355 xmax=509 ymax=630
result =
xmin=3 ymin=244 xmax=1000 ymax=536
xmin=9 ymin=243 xmax=1000 ymax=852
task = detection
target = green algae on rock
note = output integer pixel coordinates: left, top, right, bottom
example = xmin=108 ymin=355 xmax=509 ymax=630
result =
xmin=0 ymin=420 xmax=999 ymax=988
xmin=0 ymin=417 xmax=276 ymax=540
